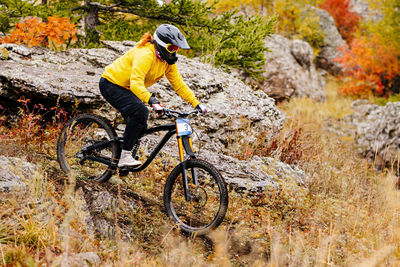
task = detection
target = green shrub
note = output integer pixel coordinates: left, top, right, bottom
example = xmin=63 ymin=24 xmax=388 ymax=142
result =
xmin=374 ymin=94 xmax=400 ymax=106
xmin=0 ymin=10 xmax=11 ymax=33
xmin=98 ymin=15 xmax=155 ymax=43
xmin=1 ymin=0 xmax=276 ymax=77
xmin=296 ymin=8 xmax=325 ymax=54
xmin=94 ymin=1 xmax=276 ymax=77
xmin=185 ymin=14 xmax=276 ymax=77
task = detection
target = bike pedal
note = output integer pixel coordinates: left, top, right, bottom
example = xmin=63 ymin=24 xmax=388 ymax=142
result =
xmin=118 ymin=167 xmax=130 ymax=177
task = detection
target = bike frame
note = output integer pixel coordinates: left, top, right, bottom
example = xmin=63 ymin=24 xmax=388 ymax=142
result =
xmin=79 ymin=116 xmax=198 ymax=201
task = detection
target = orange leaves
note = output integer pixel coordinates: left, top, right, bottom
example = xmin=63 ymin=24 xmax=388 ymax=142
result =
xmin=335 ymin=34 xmax=400 ymax=96
xmin=322 ymin=0 xmax=400 ymax=97
xmin=46 ymin=16 xmax=78 ymax=46
xmin=1 ymin=17 xmax=46 ymax=47
xmin=319 ymin=0 xmax=361 ymax=42
xmin=0 ymin=16 xmax=77 ymax=49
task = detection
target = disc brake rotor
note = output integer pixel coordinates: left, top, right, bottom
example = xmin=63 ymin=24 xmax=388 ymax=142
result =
xmin=188 ymin=184 xmax=208 ymax=209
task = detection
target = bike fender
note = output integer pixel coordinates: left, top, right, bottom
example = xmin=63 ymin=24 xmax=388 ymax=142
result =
xmin=182 ymin=136 xmax=196 ymax=157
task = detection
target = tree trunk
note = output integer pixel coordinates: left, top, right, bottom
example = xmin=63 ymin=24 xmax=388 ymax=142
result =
xmin=84 ymin=1 xmax=100 ymax=44
xmin=84 ymin=1 xmax=100 ymax=31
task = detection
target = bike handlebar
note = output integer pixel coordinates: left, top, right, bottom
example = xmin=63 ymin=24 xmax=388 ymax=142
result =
xmin=163 ymin=109 xmax=200 ymax=119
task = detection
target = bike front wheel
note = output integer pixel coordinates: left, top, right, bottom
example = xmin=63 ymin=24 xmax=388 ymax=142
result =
xmin=163 ymin=159 xmax=228 ymax=236
xmin=57 ymin=113 xmax=120 ymax=183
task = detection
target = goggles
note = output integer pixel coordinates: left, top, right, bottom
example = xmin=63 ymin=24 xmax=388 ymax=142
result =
xmin=166 ymin=44 xmax=179 ymax=53
xmin=154 ymin=32 xmax=179 ymax=53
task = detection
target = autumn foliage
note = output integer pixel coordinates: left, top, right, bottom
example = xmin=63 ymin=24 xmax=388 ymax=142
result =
xmin=0 ymin=16 xmax=77 ymax=49
xmin=335 ymin=33 xmax=400 ymax=96
xmin=319 ymin=0 xmax=361 ymax=42
xmin=326 ymin=0 xmax=400 ymax=97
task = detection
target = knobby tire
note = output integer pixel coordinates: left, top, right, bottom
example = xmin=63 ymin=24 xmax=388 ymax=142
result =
xmin=57 ymin=113 xmax=120 ymax=183
xmin=163 ymin=159 xmax=228 ymax=236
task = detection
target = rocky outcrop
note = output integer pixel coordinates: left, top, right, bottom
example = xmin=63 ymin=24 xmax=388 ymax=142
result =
xmin=350 ymin=0 xmax=382 ymax=21
xmin=53 ymin=252 xmax=101 ymax=267
xmin=0 ymin=41 xmax=283 ymax=151
xmin=313 ymin=7 xmax=347 ymax=75
xmin=350 ymin=0 xmax=369 ymax=17
xmin=0 ymin=156 xmax=36 ymax=192
xmin=0 ymin=43 xmax=111 ymax=107
xmin=238 ymin=35 xmax=326 ymax=102
xmin=0 ymin=41 xmax=309 ymax=191
xmin=201 ymin=154 xmax=307 ymax=192
xmin=347 ymin=100 xmax=400 ymax=173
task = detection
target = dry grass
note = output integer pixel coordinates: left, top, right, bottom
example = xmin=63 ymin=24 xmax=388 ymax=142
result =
xmin=259 ymin=79 xmax=400 ymax=266
xmin=0 ymin=79 xmax=399 ymax=266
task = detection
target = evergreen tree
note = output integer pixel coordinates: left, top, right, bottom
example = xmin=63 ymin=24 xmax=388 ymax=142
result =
xmin=1 ymin=0 xmax=276 ymax=77
xmin=0 ymin=0 xmax=38 ymax=33
xmin=74 ymin=0 xmax=275 ymax=76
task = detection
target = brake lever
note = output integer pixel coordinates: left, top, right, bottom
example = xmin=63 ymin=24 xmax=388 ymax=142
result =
xmin=163 ymin=109 xmax=174 ymax=119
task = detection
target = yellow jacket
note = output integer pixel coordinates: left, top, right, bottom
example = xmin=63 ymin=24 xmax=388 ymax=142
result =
xmin=102 ymin=42 xmax=199 ymax=108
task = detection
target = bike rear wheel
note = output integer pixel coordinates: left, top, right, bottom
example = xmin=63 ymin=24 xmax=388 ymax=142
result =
xmin=163 ymin=159 xmax=228 ymax=236
xmin=57 ymin=113 xmax=120 ymax=183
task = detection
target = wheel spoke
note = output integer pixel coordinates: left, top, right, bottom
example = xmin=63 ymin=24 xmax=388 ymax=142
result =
xmin=165 ymin=160 xmax=228 ymax=235
xmin=57 ymin=114 xmax=118 ymax=182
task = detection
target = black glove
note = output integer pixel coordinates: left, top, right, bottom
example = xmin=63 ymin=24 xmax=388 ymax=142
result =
xmin=195 ymin=104 xmax=207 ymax=115
xmin=148 ymin=96 xmax=160 ymax=106
xmin=148 ymin=96 xmax=164 ymax=115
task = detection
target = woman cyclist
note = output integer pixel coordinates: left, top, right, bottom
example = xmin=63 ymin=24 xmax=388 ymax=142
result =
xmin=99 ymin=24 xmax=206 ymax=167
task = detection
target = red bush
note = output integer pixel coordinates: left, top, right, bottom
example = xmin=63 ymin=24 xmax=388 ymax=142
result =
xmin=335 ymin=34 xmax=400 ymax=96
xmin=319 ymin=0 xmax=362 ymax=42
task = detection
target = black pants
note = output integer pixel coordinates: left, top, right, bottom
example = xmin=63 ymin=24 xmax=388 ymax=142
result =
xmin=99 ymin=77 xmax=148 ymax=151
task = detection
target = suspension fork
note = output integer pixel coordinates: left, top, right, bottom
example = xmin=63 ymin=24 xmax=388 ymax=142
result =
xmin=177 ymin=135 xmax=198 ymax=201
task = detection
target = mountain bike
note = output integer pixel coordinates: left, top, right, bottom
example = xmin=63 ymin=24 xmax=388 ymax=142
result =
xmin=56 ymin=109 xmax=228 ymax=235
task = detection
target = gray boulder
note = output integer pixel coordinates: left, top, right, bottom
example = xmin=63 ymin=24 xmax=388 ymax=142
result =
xmin=350 ymin=0 xmax=369 ymax=17
xmin=53 ymin=252 xmax=101 ymax=267
xmin=0 ymin=156 xmax=36 ymax=192
xmin=203 ymin=154 xmax=307 ymax=192
xmin=313 ymin=7 xmax=347 ymax=75
xmin=291 ymin=39 xmax=314 ymax=68
xmin=0 ymin=41 xmax=283 ymax=146
xmin=350 ymin=0 xmax=382 ymax=21
xmin=0 ymin=41 xmax=308 ymax=191
xmin=241 ymin=34 xmax=326 ymax=101
xmin=347 ymin=100 xmax=400 ymax=172
xmin=150 ymin=55 xmax=284 ymax=152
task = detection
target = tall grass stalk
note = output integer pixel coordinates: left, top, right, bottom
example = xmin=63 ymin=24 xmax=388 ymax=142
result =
xmin=0 ymin=79 xmax=399 ymax=265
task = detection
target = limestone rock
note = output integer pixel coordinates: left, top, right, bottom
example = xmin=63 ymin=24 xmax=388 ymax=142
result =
xmin=0 ymin=44 xmax=112 ymax=106
xmin=0 ymin=41 xmax=284 ymax=156
xmin=77 ymin=181 xmax=139 ymax=240
xmin=0 ymin=156 xmax=35 ymax=192
xmin=313 ymin=8 xmax=347 ymax=75
xmin=101 ymin=40 xmax=136 ymax=54
xmin=0 ymin=41 xmax=309 ymax=191
xmin=346 ymin=100 xmax=400 ymax=173
xmin=240 ymin=35 xmax=326 ymax=102
xmin=53 ymin=252 xmax=101 ymax=267
xmin=290 ymin=39 xmax=314 ymax=68
xmin=150 ymin=55 xmax=284 ymax=152
xmin=350 ymin=0 xmax=382 ymax=21
xmin=124 ymin=133 xmax=307 ymax=192
xmin=350 ymin=0 xmax=369 ymax=17
xmin=202 ymin=153 xmax=307 ymax=192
